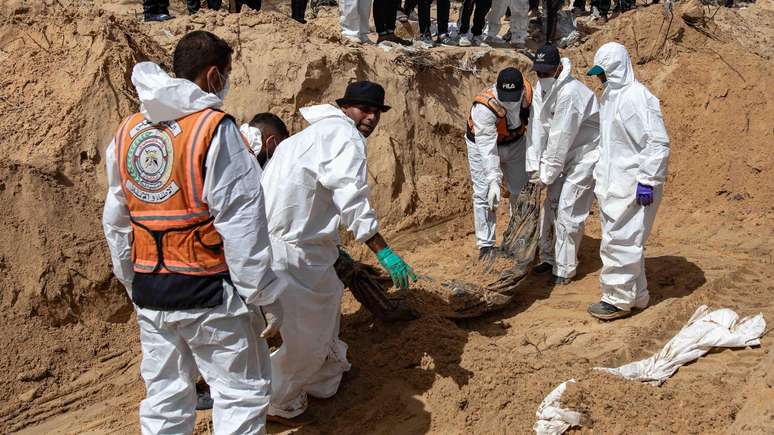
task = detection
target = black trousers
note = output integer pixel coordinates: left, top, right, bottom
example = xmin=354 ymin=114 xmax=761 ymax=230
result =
xmin=459 ymin=0 xmax=491 ymax=36
xmin=545 ymin=0 xmax=561 ymax=40
xmin=418 ymin=0 xmax=450 ymax=35
xmin=143 ymin=0 xmax=170 ymax=15
xmin=291 ymin=0 xmax=307 ymax=20
xmin=374 ymin=0 xmax=400 ymax=33
xmin=403 ymin=0 xmax=417 ymax=15
xmin=187 ymin=0 xmax=222 ymax=13
xmin=590 ymin=0 xmax=610 ymax=14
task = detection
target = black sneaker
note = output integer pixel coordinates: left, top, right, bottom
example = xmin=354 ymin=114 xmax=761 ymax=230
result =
xmin=587 ymin=301 xmax=631 ymax=320
xmin=195 ymin=384 xmax=213 ymax=410
xmin=552 ymin=275 xmax=572 ymax=285
xmin=533 ymin=262 xmax=553 ymax=274
xmin=144 ymin=14 xmax=169 ymax=22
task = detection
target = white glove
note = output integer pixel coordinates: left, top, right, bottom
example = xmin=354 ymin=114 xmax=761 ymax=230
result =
xmin=259 ymin=299 xmax=283 ymax=338
xmin=486 ymin=180 xmax=501 ymax=210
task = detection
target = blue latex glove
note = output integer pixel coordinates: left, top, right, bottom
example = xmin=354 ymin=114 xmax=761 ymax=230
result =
xmin=376 ymin=247 xmax=417 ymax=290
xmin=636 ymin=183 xmax=654 ymax=206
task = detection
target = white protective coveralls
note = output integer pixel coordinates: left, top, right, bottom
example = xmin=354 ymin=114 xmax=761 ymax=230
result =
xmin=592 ymin=43 xmax=670 ymax=311
xmin=339 ymin=0 xmax=373 ymax=42
xmin=484 ymin=0 xmax=529 ymax=44
xmin=466 ymin=86 xmax=530 ymax=248
xmin=526 ymin=57 xmax=600 ymax=279
xmin=102 ymin=62 xmax=282 ymax=435
xmin=260 ymin=104 xmax=380 ymax=418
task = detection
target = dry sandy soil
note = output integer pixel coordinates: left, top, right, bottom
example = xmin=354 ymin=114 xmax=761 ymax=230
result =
xmin=0 ymin=0 xmax=772 ymax=433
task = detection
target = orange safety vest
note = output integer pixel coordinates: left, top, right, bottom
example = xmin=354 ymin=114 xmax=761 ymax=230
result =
xmin=466 ymin=80 xmax=533 ymax=145
xmin=115 ymin=109 xmax=229 ymax=278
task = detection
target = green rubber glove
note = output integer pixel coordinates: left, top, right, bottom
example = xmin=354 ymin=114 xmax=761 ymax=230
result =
xmin=376 ymin=247 xmax=417 ymax=290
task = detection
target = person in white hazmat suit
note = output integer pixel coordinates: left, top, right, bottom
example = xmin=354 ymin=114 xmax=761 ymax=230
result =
xmin=526 ymin=44 xmax=600 ymax=285
xmin=465 ymin=67 xmax=534 ymax=262
xmin=483 ymin=0 xmax=529 ymax=48
xmin=239 ymin=112 xmax=290 ymax=168
xmin=261 ymin=81 xmax=417 ymax=423
xmin=102 ymin=31 xmax=283 ymax=434
xmin=586 ymin=42 xmax=670 ymax=320
xmin=339 ymin=0 xmax=372 ymax=43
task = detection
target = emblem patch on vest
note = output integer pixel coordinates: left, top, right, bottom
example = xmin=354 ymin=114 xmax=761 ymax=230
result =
xmin=125 ymin=129 xmax=179 ymax=203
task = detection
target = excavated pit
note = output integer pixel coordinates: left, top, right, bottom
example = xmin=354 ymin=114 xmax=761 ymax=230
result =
xmin=0 ymin=0 xmax=772 ymax=433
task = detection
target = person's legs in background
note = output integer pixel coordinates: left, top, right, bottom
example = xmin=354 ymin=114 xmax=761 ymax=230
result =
xmin=471 ymin=0 xmax=493 ymax=38
xmin=483 ymin=0 xmax=508 ymax=41
xmin=292 ymin=0 xmax=308 ymax=22
xmin=508 ymin=0 xmax=528 ymax=47
xmin=436 ymin=0 xmax=451 ymax=37
xmin=591 ymin=0 xmax=610 ymax=20
xmin=418 ymin=0 xmax=432 ymax=36
xmin=374 ymin=0 xmax=411 ymax=44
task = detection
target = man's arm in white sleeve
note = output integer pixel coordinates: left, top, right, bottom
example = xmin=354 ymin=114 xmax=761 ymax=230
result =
xmin=631 ymin=93 xmax=670 ymax=187
xmin=525 ymin=96 xmax=546 ymax=174
xmin=318 ymin=122 xmax=380 ymax=242
xmin=540 ymin=95 xmax=582 ymax=185
xmin=202 ymin=118 xmax=283 ymax=307
xmin=471 ymin=104 xmax=503 ymax=184
xmin=102 ymin=139 xmax=134 ymax=297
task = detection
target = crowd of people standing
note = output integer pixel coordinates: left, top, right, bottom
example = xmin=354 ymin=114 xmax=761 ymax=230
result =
xmin=141 ymin=0 xmax=633 ymax=48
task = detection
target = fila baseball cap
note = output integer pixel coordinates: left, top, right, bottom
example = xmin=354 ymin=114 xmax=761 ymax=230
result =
xmin=496 ymin=67 xmax=524 ymax=102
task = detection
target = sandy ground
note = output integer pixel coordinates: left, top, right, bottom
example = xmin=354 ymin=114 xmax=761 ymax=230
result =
xmin=0 ymin=0 xmax=772 ymax=433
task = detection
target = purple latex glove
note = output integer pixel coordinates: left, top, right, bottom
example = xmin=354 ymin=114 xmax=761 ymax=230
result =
xmin=636 ymin=183 xmax=654 ymax=206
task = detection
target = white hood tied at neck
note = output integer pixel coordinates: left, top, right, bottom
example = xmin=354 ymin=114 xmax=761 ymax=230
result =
xmin=131 ymin=62 xmax=223 ymax=123
xmin=590 ymin=42 xmax=636 ymax=91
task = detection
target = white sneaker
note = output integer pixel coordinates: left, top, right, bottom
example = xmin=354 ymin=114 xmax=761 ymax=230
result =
xmin=458 ymin=34 xmax=472 ymax=46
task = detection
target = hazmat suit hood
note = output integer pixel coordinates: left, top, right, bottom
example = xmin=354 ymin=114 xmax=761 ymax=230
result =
xmin=132 ymin=62 xmax=223 ymax=123
xmin=592 ymin=42 xmax=636 ymax=91
xmin=240 ymin=123 xmax=263 ymax=155
xmin=300 ymin=104 xmax=359 ymax=129
xmin=538 ymin=57 xmax=574 ymax=103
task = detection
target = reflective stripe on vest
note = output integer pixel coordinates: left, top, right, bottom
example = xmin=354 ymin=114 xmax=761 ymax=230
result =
xmin=115 ymin=109 xmax=230 ymax=276
xmin=466 ymin=80 xmax=534 ymax=145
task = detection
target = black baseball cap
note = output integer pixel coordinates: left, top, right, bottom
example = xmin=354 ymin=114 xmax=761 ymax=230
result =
xmin=533 ymin=44 xmax=561 ymax=73
xmin=496 ymin=68 xmax=524 ymax=102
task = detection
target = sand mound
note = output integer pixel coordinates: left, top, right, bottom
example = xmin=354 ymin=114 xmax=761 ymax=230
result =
xmin=0 ymin=8 xmax=169 ymax=324
xmin=0 ymin=0 xmax=772 ymax=433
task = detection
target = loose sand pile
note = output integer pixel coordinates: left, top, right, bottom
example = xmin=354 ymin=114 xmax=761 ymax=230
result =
xmin=0 ymin=0 xmax=772 ymax=433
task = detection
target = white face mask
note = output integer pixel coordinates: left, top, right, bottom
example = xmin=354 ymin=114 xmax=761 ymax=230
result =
xmin=538 ymin=77 xmax=556 ymax=95
xmin=216 ymin=79 xmax=230 ymax=101
xmin=502 ymin=101 xmax=521 ymax=128
xmin=209 ymin=68 xmax=230 ymax=101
